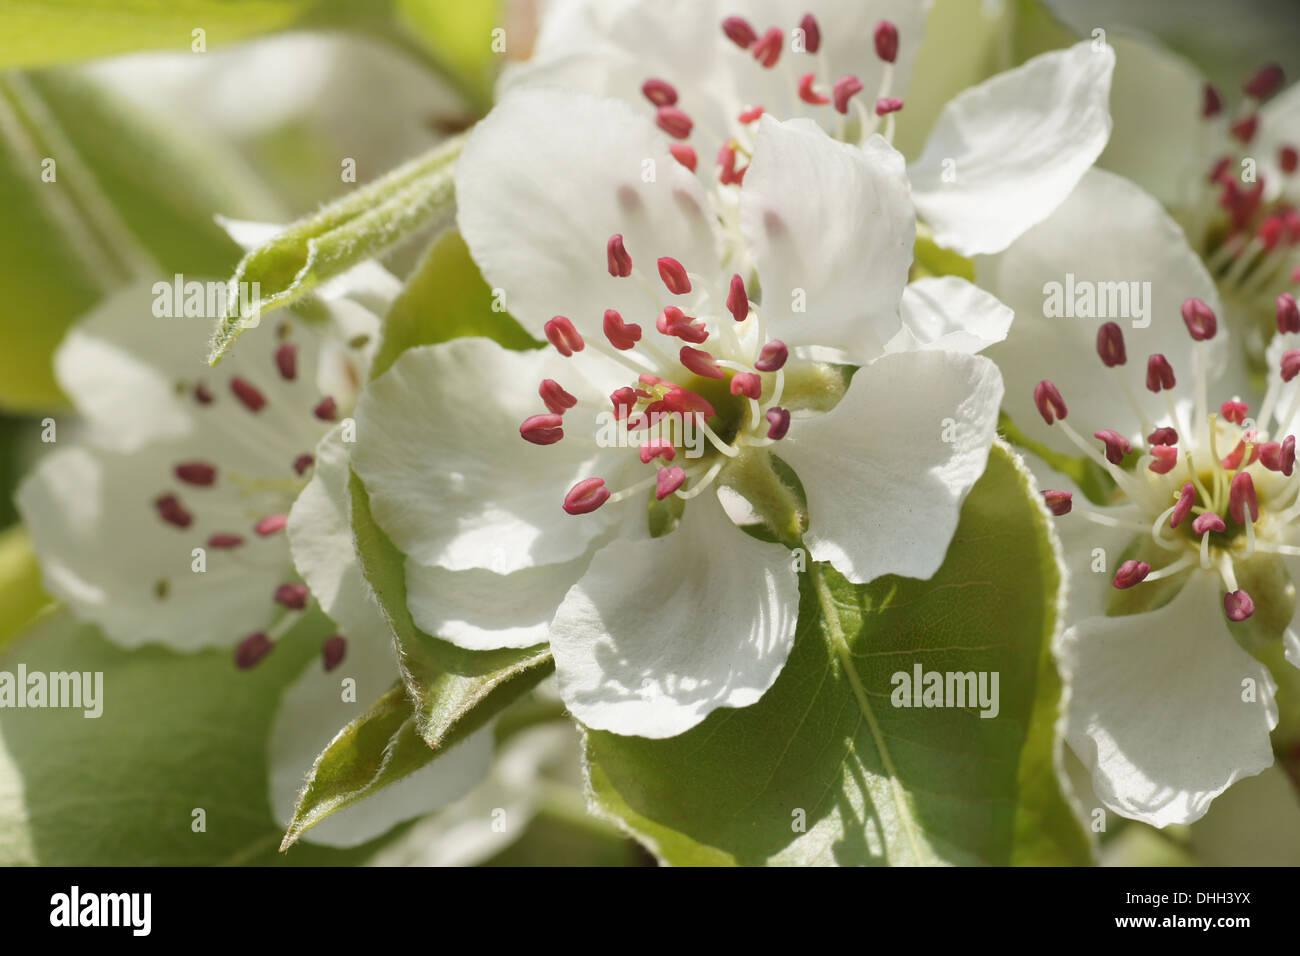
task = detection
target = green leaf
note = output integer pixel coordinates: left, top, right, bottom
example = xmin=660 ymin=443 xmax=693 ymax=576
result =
xmin=209 ymin=134 xmax=464 ymax=364
xmin=0 ymin=610 xmax=403 ymax=864
xmin=586 ymin=442 xmax=1088 ymax=866
xmin=998 ymin=410 xmax=1114 ymax=505
xmin=371 ymin=229 xmax=537 ymax=380
xmin=395 ymin=0 xmax=503 ymax=115
xmin=280 ymin=679 xmax=434 ymax=849
xmin=0 ymin=527 xmax=53 ymax=653
xmin=349 ymin=470 xmax=554 ymax=752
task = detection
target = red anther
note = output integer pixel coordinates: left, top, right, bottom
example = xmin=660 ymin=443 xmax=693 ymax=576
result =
xmin=1208 ymin=155 xmax=1232 ymax=183
xmin=1281 ymin=349 xmax=1300 ymax=381
xmin=1282 ymin=146 xmax=1299 ymax=174
xmin=155 ymin=494 xmax=192 ymax=528
xmin=603 ymin=309 xmax=643 ymax=351
xmin=800 ymin=13 xmax=821 ymax=53
xmin=639 ymin=439 xmax=676 ymax=463
xmin=235 ymin=632 xmax=273 ymax=670
xmin=1244 ymin=63 xmax=1285 ymax=100
xmin=544 ymin=317 xmax=585 ymax=356
xmin=539 ymin=379 xmax=577 ymax=415
xmin=798 ymin=73 xmax=830 ymax=105
xmin=194 ymin=383 xmax=213 ymax=405
xmin=1181 ymin=298 xmax=1218 ymax=340
xmin=737 ymin=105 xmax=764 ymax=124
xmin=874 ymin=20 xmax=899 ymax=62
xmin=1231 ymin=113 xmax=1259 ymax=144
xmin=1224 ymin=589 xmax=1256 ymax=622
xmin=520 ymin=413 xmax=565 ymax=445
xmin=275 ymin=582 xmax=310 ymax=610
xmin=1221 ymin=438 xmax=1260 ymax=470
xmin=256 ymin=514 xmax=288 ymax=536
xmin=1146 ymin=354 xmax=1176 ymax=392
xmin=1033 ymin=380 xmax=1067 ymax=424
xmin=1094 ymin=429 xmax=1133 ymax=465
xmin=1202 ymin=83 xmax=1222 ymax=118
xmin=875 ymin=97 xmax=904 ymax=116
xmin=230 ymin=377 xmax=266 ymax=412
xmin=207 ymin=533 xmax=244 ymax=549
xmin=1278 ymin=293 xmax=1300 ymax=333
xmin=722 ymin=15 xmax=758 ymax=49
xmin=563 ymin=477 xmax=610 ymax=515
xmin=1259 ymin=441 xmax=1284 ymax=471
xmin=669 ymin=143 xmax=698 ymax=171
xmin=717 ymin=143 xmax=741 ymax=185
xmin=606 ymin=234 xmax=633 ymax=277
xmin=730 ymin=372 xmax=762 ymax=399
xmin=1193 ymin=512 xmax=1226 ymax=535
xmin=1148 ymin=426 xmax=1178 ymax=446
xmin=727 ymin=274 xmax=749 ymax=323
xmin=755 ymin=340 xmax=789 ymax=372
xmin=656 ymin=466 xmax=687 ymax=500
xmin=293 ymin=454 xmax=314 ymax=475
xmin=1260 ymin=215 xmax=1285 ymax=250
xmin=1221 ymin=399 xmax=1250 ymax=424
xmin=1112 ymin=560 xmax=1151 ymax=590
xmin=1041 ymin=490 xmax=1073 ymax=516
xmin=766 ymin=406 xmax=791 ymax=440
xmin=657 ymin=106 xmax=694 ymax=139
xmin=314 ymin=396 xmax=338 ymax=421
xmin=641 ymin=77 xmax=678 ymax=107
xmin=657 ymin=257 xmax=692 ymax=295
xmin=1096 ymin=321 xmax=1127 ymax=367
xmin=657 ymin=306 xmax=708 ymax=343
xmin=322 ymin=635 xmax=346 ymax=672
xmin=653 ymin=386 xmax=716 ymax=419
xmin=275 ymin=343 xmax=297 ymax=380
xmin=832 ymin=75 xmax=864 ymax=114
xmin=1284 ymin=435 xmax=1297 ymax=476
xmin=1230 ymin=472 xmax=1259 ymax=524
xmin=680 ymin=346 xmax=725 ymax=379
xmin=753 ymin=27 xmax=783 ymax=68
xmin=1171 ymin=483 xmax=1196 ymax=528
xmin=175 ymin=461 xmax=216 ymax=486
xmin=610 ymin=387 xmax=638 ymax=421
xmin=1149 ymin=446 xmax=1178 ymax=474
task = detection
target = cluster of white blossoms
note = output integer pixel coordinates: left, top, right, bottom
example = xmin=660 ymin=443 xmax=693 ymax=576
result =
xmin=18 ymin=0 xmax=1300 ymax=853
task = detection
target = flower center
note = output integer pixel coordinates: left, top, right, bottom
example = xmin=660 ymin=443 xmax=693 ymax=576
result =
xmin=519 ymin=234 xmax=793 ymax=526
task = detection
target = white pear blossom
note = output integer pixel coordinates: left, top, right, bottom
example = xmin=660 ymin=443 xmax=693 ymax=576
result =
xmin=503 ymin=0 xmax=1115 ymax=256
xmin=979 ymin=167 xmax=1300 ymax=826
xmin=348 ymin=87 xmax=1006 ymax=739
xmin=16 ymin=260 xmax=489 ymax=847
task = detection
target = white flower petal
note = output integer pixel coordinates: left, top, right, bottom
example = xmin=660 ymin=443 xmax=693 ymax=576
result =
xmin=887 ymin=275 xmax=1013 ymax=354
xmin=979 ymin=168 xmax=1223 ymax=455
xmin=779 ymin=349 xmax=1003 ymax=583
xmin=742 ymin=119 xmax=913 ymax=361
xmin=550 ymin=493 xmax=799 ymax=738
xmin=456 ymin=87 xmax=722 ymax=340
xmin=910 ymin=40 xmax=1116 ymax=255
xmin=1060 ymin=573 xmax=1279 ymax=827
xmin=352 ymin=338 xmax=634 ymax=575
xmin=269 ymin=638 xmax=493 ymax=848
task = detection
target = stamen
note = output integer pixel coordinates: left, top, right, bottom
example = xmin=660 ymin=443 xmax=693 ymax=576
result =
xmin=274 ymin=582 xmax=309 ymax=610
xmin=765 ymin=407 xmax=791 ymax=440
xmin=755 ymin=340 xmax=789 ymax=372
xmin=1181 ymin=298 xmax=1218 ymax=340
xmin=1243 ymin=63 xmax=1285 ymax=100
xmin=520 ymin=413 xmax=565 ymax=445
xmin=737 ymin=105 xmax=764 ymax=124
xmin=1096 ymin=321 xmax=1127 ymax=366
xmin=1171 ymin=482 xmax=1196 ymax=528
xmin=175 ymin=462 xmax=217 ymax=486
xmin=1224 ymin=589 xmax=1256 ymax=622
xmin=322 ymin=635 xmax=346 ymax=671
xmin=1281 ymin=146 xmax=1298 ymax=174
xmin=657 ymin=305 xmax=708 ymax=343
xmin=722 ymin=16 xmax=758 ymax=49
xmin=874 ymin=20 xmax=899 ymax=62
xmin=1278 ymin=293 xmax=1300 ymax=333
xmin=207 ymin=534 xmax=244 ymax=549
xmin=798 ymin=73 xmax=830 ymax=105
xmin=293 ymin=454 xmax=314 ymax=475
xmin=314 ymin=396 xmax=338 ymax=421
xmin=540 ymin=379 xmax=577 ymax=415
xmin=799 ymin=13 xmax=821 ymax=53
xmin=1041 ymin=490 xmax=1072 ymax=516
xmin=680 ymin=346 xmax=725 ymax=379
xmin=194 ymin=383 xmax=213 ymax=405
xmin=1094 ymin=429 xmax=1133 ymax=464
xmin=875 ymin=97 xmax=904 ymax=116
xmin=563 ymin=477 xmax=610 ymax=515
xmin=639 ymin=439 xmax=676 ymax=463
xmin=1149 ymin=426 xmax=1178 ymax=445
xmin=657 ymin=257 xmax=692 ymax=295
xmin=641 ymin=78 xmax=678 ymax=107
xmin=1229 ymin=471 xmax=1258 ymax=524
xmin=606 ymin=234 xmax=633 ymax=277
xmin=610 ymin=387 xmax=637 ymax=421
xmin=1231 ymin=113 xmax=1259 ymax=145
xmin=1220 ymin=399 xmax=1249 ymax=424
xmin=275 ymin=343 xmax=297 ymax=381
xmin=752 ymin=27 xmax=783 ymax=68
xmin=730 ymin=372 xmax=762 ymax=399
xmin=1146 ymin=354 xmax=1176 ymax=391
xmin=669 ymin=143 xmax=698 ymax=171
xmin=603 ymin=309 xmax=643 ymax=350
xmin=230 ymin=377 xmax=267 ymax=412
xmin=255 ymin=514 xmax=288 ymax=536
xmin=1149 ymin=446 xmax=1178 ymax=474
xmin=544 ymin=317 xmax=585 ymax=357
xmin=155 ymin=494 xmax=193 ymax=528
xmin=1202 ymin=84 xmax=1222 ymax=118
xmin=1144 ymin=554 xmax=1196 ymax=582
xmin=1193 ymin=512 xmax=1226 ymax=535
xmin=1281 ymin=349 xmax=1300 ymax=381
xmin=1112 ymin=560 xmax=1151 ymax=589
xmin=656 ymin=466 xmax=687 ymax=499
xmin=656 ymin=106 xmax=694 ymax=139
xmin=1033 ymin=380 xmax=1068 ymax=424
xmin=832 ymin=75 xmax=864 ymax=115
xmin=235 ymin=632 xmax=273 ymax=670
